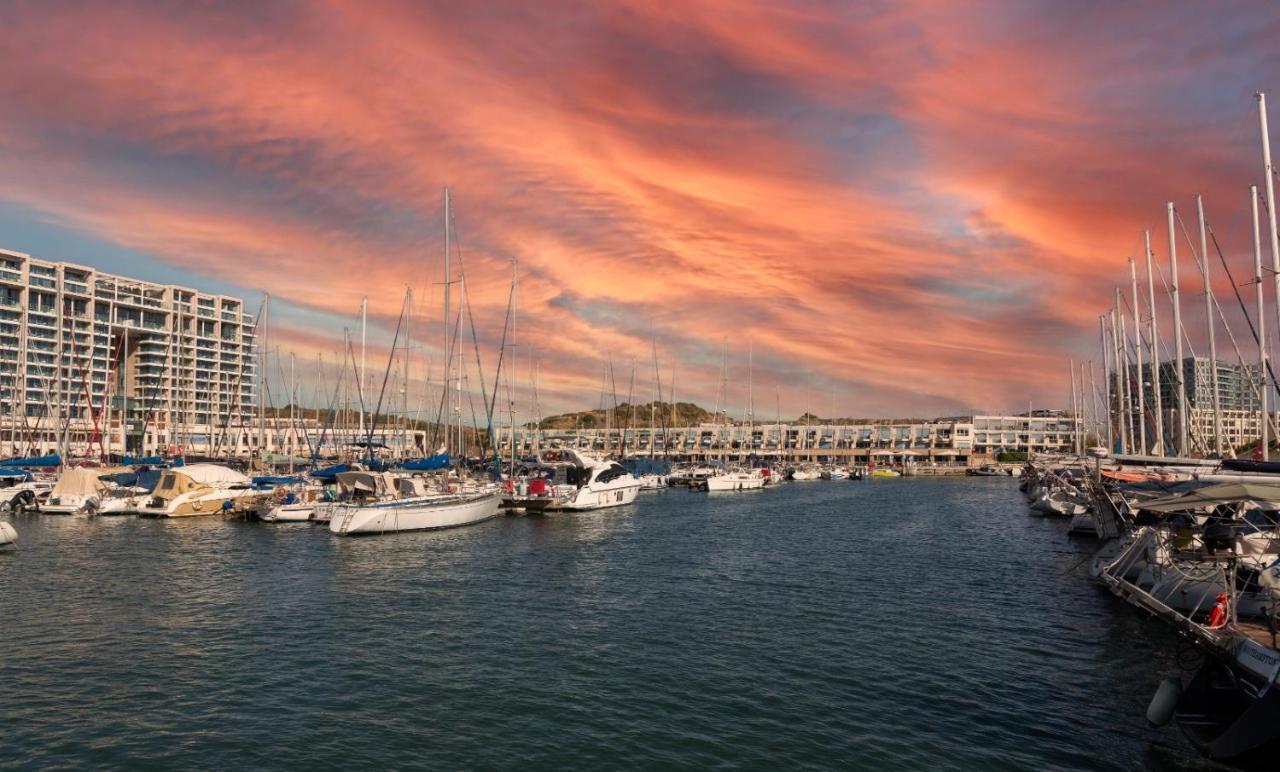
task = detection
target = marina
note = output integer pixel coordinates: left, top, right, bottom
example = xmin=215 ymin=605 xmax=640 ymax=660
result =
xmin=4 ymin=2 xmax=1280 ymax=769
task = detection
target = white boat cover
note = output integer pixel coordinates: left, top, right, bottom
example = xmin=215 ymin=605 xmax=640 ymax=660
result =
xmin=174 ymin=464 xmax=251 ymax=486
xmin=1139 ymin=482 xmax=1280 ymax=513
xmin=51 ymin=467 xmax=105 ymax=497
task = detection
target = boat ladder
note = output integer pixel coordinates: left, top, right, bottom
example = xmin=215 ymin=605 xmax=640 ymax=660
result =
xmin=336 ymin=507 xmax=357 ymax=535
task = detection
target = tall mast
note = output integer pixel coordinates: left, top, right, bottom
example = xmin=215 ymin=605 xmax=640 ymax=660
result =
xmin=359 ymin=295 xmax=367 ymax=443
xmin=1119 ymin=307 xmax=1135 ymax=452
xmin=1196 ymin=194 xmax=1223 ymax=456
xmin=443 ymin=187 xmax=452 ymax=458
xmin=510 ymin=259 xmax=517 ymax=473
xmin=748 ymin=340 xmax=754 ymax=463
xmin=1168 ymin=202 xmax=1188 ymax=456
xmin=1129 ymin=257 xmax=1145 ymax=453
xmin=1258 ymin=94 xmax=1280 ymax=355
xmin=289 ymin=350 xmax=296 ymax=473
xmin=1110 ymin=302 xmax=1126 ymax=454
xmin=1100 ymin=315 xmax=1113 ymax=451
xmin=1253 ymin=186 xmax=1269 ymax=461
xmin=257 ymin=292 xmax=268 ymax=464
xmin=1145 ymin=230 xmax=1164 ymax=454
xmin=1069 ymin=359 xmax=1079 ymax=455
xmin=1089 ymin=360 xmax=1101 ymax=448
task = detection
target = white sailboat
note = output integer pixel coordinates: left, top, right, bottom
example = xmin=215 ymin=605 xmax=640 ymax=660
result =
xmin=329 ymin=189 xmax=501 ymax=536
xmin=328 ymin=471 xmax=500 ymax=535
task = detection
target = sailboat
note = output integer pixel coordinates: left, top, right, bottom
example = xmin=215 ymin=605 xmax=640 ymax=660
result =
xmin=329 ymin=190 xmax=499 ymax=536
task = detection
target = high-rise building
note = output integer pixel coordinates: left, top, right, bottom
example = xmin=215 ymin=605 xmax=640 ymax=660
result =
xmin=1113 ymin=357 xmax=1265 ymax=453
xmin=0 ymin=247 xmax=257 ymax=458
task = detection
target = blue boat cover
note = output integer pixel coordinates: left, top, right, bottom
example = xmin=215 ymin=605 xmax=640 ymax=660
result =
xmin=0 ymin=454 xmax=62 ymax=468
xmin=0 ymin=468 xmax=32 ymax=480
xmin=400 ymin=453 xmax=450 ymax=471
xmin=252 ymin=475 xmax=304 ymax=487
xmin=620 ymin=458 xmax=671 ymax=476
xmin=310 ymin=463 xmax=353 ymax=481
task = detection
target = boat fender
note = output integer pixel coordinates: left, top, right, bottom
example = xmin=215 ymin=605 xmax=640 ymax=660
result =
xmin=1206 ymin=593 xmax=1230 ymax=629
xmin=1146 ymin=678 xmax=1181 ymax=727
xmin=505 ymin=478 xmax=515 ymax=494
xmin=0 ymin=521 xmax=16 ymax=545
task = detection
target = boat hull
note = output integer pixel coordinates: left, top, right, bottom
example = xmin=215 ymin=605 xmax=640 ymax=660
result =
xmin=704 ymin=475 xmax=765 ymax=491
xmin=330 ymin=493 xmax=501 ymax=535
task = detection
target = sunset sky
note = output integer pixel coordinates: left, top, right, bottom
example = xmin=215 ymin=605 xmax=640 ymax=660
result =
xmin=0 ymin=1 xmax=1277 ymax=420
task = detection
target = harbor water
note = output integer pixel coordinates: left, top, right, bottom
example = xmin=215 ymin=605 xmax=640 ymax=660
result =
xmin=1 ymin=479 xmax=1224 ymax=770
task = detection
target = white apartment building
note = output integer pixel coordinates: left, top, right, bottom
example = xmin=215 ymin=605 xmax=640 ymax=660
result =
xmin=0 ymin=247 xmax=257 ymax=458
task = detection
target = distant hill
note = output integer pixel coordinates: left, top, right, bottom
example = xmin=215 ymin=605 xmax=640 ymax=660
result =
xmin=539 ymin=401 xmax=713 ymax=430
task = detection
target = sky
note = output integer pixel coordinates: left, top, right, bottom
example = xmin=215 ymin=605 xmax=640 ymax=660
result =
xmin=0 ymin=0 xmax=1277 ymax=420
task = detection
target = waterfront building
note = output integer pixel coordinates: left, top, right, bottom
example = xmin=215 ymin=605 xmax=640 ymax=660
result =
xmin=0 ymin=247 xmax=258 ymax=458
xmin=495 ymin=413 xmax=1080 ymax=466
xmin=1115 ymin=357 xmax=1265 ymax=453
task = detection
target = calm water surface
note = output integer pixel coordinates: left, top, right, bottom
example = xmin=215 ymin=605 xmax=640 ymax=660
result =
xmin=0 ymin=479 xmax=1231 ymax=770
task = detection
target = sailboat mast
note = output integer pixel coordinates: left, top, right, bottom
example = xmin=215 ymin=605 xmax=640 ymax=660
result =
xmin=257 ymin=292 xmax=268 ymax=465
xmin=1168 ymin=202 xmax=1188 ymax=456
xmin=1100 ymin=315 xmax=1113 ymax=450
xmin=1145 ymin=229 xmax=1164 ymax=453
xmin=1257 ymin=94 xmax=1280 ymax=356
xmin=359 ymin=295 xmax=367 ymax=443
xmin=1129 ymin=258 xmax=1145 ymax=453
xmin=1110 ymin=305 xmax=1126 ymax=454
xmin=1196 ymin=195 xmax=1222 ymax=456
xmin=443 ymin=186 xmax=452 ymax=458
xmin=1069 ymin=359 xmax=1079 ymax=455
xmin=1253 ymin=185 xmax=1269 ymax=461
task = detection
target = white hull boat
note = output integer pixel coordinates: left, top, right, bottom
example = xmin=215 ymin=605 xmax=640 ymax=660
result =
xmin=0 ymin=520 xmax=15 ymax=547
xmin=262 ymin=503 xmax=316 ymax=522
xmin=330 ymin=492 xmax=500 ymax=535
xmin=704 ymin=471 xmax=766 ymax=491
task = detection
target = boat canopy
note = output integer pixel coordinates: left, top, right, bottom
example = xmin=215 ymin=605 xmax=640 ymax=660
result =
xmin=401 ymin=453 xmax=450 ymax=471
xmin=122 ymin=455 xmax=183 ymax=467
xmin=620 ymin=458 xmax=671 ymax=476
xmin=52 ymin=467 xmax=105 ymax=497
xmin=174 ymin=464 xmax=251 ymax=486
xmin=1220 ymin=459 xmax=1280 ymax=475
xmin=252 ymin=475 xmax=304 ymax=488
xmin=0 ymin=454 xmax=62 ymax=468
xmin=335 ymin=470 xmax=396 ymax=497
xmin=0 ymin=469 xmax=32 ymax=480
xmin=1138 ymin=482 xmax=1280 ymax=514
xmin=310 ymin=463 xmax=353 ymax=481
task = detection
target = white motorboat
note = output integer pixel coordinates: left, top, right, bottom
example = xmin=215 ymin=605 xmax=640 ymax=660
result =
xmin=328 ymin=471 xmax=500 ymax=535
xmin=790 ymin=464 xmax=821 ymax=481
xmin=96 ymin=487 xmax=150 ymax=515
xmin=637 ymin=474 xmax=669 ymax=490
xmin=0 ymin=477 xmax=53 ymax=512
xmin=0 ymin=520 xmax=15 ymax=547
xmin=703 ymin=467 xmax=766 ymax=491
xmin=258 ymin=482 xmax=327 ymax=522
xmin=136 ymin=464 xmax=262 ymax=517
xmin=40 ymin=467 xmax=105 ymax=515
xmin=544 ymin=449 xmax=642 ymax=510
